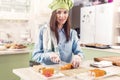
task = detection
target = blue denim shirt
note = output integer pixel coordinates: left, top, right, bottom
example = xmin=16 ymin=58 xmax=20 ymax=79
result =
xmin=32 ymin=27 xmax=84 ymax=65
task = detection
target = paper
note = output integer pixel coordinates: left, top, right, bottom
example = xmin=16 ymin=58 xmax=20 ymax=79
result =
xmin=90 ymin=61 xmax=113 ymax=68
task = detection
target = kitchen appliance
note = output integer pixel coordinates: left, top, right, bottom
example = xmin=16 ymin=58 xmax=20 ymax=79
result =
xmin=80 ymin=2 xmax=114 ymax=45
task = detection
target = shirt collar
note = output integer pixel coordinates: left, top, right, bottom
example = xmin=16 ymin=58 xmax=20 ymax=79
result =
xmin=58 ymin=28 xmax=64 ymax=33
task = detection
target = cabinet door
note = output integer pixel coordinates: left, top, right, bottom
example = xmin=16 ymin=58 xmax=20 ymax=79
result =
xmin=80 ymin=6 xmax=96 ymax=44
xmin=95 ymin=3 xmax=114 ymax=45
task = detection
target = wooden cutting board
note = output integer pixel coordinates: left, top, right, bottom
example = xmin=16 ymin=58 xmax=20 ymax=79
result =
xmin=94 ymin=56 xmax=120 ymax=66
xmin=60 ymin=67 xmax=88 ymax=76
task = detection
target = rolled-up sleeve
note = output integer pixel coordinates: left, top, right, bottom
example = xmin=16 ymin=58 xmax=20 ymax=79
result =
xmin=72 ymin=30 xmax=84 ymax=59
xmin=32 ymin=26 xmax=54 ymax=64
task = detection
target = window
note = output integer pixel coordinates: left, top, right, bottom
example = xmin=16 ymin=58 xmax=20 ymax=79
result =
xmin=0 ymin=0 xmax=30 ymax=20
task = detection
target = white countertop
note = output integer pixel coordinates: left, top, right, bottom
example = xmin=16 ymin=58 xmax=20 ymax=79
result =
xmin=0 ymin=49 xmax=31 ymax=55
xmin=13 ymin=60 xmax=120 ymax=80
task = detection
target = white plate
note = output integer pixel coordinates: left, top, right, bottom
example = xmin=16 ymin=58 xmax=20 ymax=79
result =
xmin=96 ymin=67 xmax=120 ymax=79
xmin=110 ymin=46 xmax=120 ymax=49
xmin=90 ymin=61 xmax=113 ymax=68
xmin=7 ymin=48 xmax=27 ymax=51
xmin=76 ymin=67 xmax=120 ymax=80
xmin=31 ymin=67 xmax=64 ymax=80
xmin=75 ymin=72 xmax=95 ymax=80
xmin=42 ymin=72 xmax=65 ymax=80
xmin=0 ymin=46 xmax=7 ymax=51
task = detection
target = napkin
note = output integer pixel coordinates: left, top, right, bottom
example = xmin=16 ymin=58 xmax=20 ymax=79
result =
xmin=90 ymin=61 xmax=113 ymax=68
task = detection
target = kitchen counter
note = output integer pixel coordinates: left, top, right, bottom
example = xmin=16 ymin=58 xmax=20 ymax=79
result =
xmin=2 ymin=46 xmax=119 ymax=80
xmin=0 ymin=49 xmax=31 ymax=55
xmin=0 ymin=49 xmax=31 ymax=80
xmin=82 ymin=47 xmax=120 ymax=54
xmin=81 ymin=47 xmax=120 ymax=61
xmin=13 ymin=60 xmax=120 ymax=80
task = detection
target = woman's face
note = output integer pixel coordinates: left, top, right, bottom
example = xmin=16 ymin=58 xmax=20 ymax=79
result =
xmin=56 ymin=8 xmax=69 ymax=26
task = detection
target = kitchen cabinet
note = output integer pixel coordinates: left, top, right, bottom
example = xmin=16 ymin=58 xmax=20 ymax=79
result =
xmin=80 ymin=5 xmax=96 ymax=44
xmin=80 ymin=2 xmax=119 ymax=45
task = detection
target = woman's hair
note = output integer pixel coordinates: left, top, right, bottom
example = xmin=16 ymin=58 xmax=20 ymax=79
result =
xmin=49 ymin=10 xmax=71 ymax=44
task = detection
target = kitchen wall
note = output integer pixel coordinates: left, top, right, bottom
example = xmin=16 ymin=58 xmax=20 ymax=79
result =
xmin=28 ymin=0 xmax=52 ymax=42
xmin=0 ymin=0 xmax=118 ymax=43
xmin=0 ymin=0 xmax=52 ymax=43
xmin=0 ymin=0 xmax=84 ymax=43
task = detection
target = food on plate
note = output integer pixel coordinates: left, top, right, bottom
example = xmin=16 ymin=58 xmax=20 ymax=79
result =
xmin=33 ymin=65 xmax=54 ymax=77
xmin=4 ymin=43 xmax=27 ymax=49
xmin=33 ymin=65 xmax=46 ymax=72
xmin=60 ymin=63 xmax=73 ymax=70
xmin=42 ymin=68 xmax=54 ymax=77
xmin=85 ymin=43 xmax=108 ymax=47
xmin=4 ymin=43 xmax=11 ymax=48
xmin=9 ymin=43 xmax=26 ymax=49
xmin=95 ymin=43 xmax=106 ymax=47
xmin=89 ymin=69 xmax=106 ymax=77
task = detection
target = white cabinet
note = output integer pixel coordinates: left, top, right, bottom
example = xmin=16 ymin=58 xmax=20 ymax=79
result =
xmin=80 ymin=3 xmax=116 ymax=45
xmin=94 ymin=3 xmax=114 ymax=44
xmin=80 ymin=6 xmax=96 ymax=44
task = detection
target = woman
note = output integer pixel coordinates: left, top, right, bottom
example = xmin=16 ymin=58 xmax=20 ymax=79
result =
xmin=32 ymin=0 xmax=84 ymax=68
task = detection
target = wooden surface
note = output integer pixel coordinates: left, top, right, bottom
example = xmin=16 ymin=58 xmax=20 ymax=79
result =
xmin=94 ymin=56 xmax=120 ymax=66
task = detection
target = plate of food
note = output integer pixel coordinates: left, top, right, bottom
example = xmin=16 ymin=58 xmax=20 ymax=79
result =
xmin=75 ymin=67 xmax=120 ymax=80
xmin=85 ymin=43 xmax=111 ymax=49
xmin=7 ymin=48 xmax=27 ymax=51
xmin=32 ymin=65 xmax=65 ymax=80
xmin=4 ymin=43 xmax=27 ymax=51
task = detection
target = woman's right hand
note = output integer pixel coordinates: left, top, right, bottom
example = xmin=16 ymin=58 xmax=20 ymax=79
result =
xmin=49 ymin=53 xmax=60 ymax=63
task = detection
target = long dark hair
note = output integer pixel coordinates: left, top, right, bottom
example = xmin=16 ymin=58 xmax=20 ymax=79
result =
xmin=49 ymin=10 xmax=71 ymax=44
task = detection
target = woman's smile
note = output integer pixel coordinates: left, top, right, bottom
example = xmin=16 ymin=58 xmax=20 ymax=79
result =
xmin=56 ymin=8 xmax=69 ymax=25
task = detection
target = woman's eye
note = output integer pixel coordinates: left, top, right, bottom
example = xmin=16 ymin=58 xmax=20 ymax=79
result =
xmin=64 ymin=11 xmax=68 ymax=14
xmin=56 ymin=11 xmax=61 ymax=14
xmin=56 ymin=11 xmax=68 ymax=14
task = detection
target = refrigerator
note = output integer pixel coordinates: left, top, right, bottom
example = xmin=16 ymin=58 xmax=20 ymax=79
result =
xmin=80 ymin=3 xmax=114 ymax=45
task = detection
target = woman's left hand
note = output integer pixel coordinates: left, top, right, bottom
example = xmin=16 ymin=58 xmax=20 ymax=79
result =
xmin=71 ymin=55 xmax=82 ymax=68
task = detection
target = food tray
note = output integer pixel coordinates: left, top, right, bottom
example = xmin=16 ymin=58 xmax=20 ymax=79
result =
xmin=85 ymin=43 xmax=111 ymax=49
xmin=85 ymin=45 xmax=111 ymax=49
